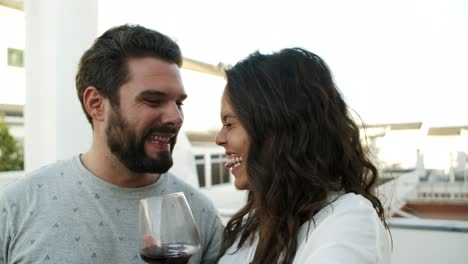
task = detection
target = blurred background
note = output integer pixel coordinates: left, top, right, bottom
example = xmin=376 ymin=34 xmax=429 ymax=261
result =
xmin=0 ymin=0 xmax=467 ymax=263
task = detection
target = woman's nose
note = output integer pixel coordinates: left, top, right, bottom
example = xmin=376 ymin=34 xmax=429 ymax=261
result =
xmin=215 ymin=128 xmax=226 ymax=146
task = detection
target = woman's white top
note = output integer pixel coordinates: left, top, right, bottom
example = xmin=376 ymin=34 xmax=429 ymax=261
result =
xmin=218 ymin=193 xmax=391 ymax=264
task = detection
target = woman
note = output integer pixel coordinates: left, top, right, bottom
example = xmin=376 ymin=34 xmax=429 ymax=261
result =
xmin=215 ymin=48 xmax=391 ymax=264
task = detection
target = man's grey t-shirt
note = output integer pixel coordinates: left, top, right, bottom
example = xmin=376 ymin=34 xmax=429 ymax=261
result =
xmin=0 ymin=156 xmax=223 ymax=264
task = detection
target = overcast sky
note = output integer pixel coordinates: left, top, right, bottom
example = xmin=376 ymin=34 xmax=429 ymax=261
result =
xmin=99 ymin=0 xmax=468 ymax=125
xmin=1 ymin=1 xmax=466 ymax=127
xmin=75 ymin=0 xmax=468 ymax=126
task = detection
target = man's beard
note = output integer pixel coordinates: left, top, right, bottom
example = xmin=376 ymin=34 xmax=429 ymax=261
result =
xmin=106 ymin=106 xmax=178 ymax=174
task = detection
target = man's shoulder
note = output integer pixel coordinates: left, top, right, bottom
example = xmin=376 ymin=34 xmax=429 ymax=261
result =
xmin=0 ymin=159 xmax=72 ymax=198
xmin=163 ymin=172 xmax=201 ymax=194
xmin=164 ymin=173 xmax=218 ymax=213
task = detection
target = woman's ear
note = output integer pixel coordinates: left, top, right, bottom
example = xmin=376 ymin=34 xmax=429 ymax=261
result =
xmin=83 ymin=86 xmax=105 ymax=123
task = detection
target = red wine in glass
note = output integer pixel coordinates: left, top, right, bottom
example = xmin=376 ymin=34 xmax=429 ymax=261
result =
xmin=140 ymin=243 xmax=196 ymax=264
xmin=138 ymin=193 xmax=202 ymax=264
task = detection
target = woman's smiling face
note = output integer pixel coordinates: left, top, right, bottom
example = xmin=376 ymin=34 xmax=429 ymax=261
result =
xmin=216 ymin=89 xmax=250 ymax=190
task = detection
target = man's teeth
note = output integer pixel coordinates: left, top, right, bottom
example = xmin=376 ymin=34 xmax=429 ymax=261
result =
xmin=150 ymin=135 xmax=170 ymax=143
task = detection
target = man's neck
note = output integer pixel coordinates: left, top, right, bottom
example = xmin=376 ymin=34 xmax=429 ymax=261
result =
xmin=80 ymin=145 xmax=160 ymax=188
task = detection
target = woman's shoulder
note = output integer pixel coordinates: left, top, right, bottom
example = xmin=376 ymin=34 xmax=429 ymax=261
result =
xmin=309 ymin=192 xmax=385 ymax=239
xmin=298 ymin=192 xmax=385 ymax=244
xmin=316 ymin=192 xmax=378 ymax=221
xmin=294 ymin=192 xmax=391 ymax=264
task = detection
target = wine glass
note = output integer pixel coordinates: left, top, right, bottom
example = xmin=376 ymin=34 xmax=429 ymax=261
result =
xmin=138 ymin=192 xmax=202 ymax=264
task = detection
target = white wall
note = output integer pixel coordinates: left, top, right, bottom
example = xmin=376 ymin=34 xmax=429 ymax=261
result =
xmin=423 ymin=135 xmax=465 ymax=172
xmin=378 ymin=129 xmax=424 ymax=169
xmin=365 ymin=127 xmax=468 ymax=172
xmin=0 ymin=6 xmax=25 ymax=105
xmin=180 ymin=69 xmax=226 ymax=132
xmin=390 ymin=227 xmax=468 ymax=264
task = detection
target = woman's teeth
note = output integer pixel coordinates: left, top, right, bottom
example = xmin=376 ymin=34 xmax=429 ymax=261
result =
xmin=228 ymin=156 xmax=243 ymax=164
xmin=228 ymin=157 xmax=242 ymax=163
xmin=225 ymin=156 xmax=243 ymax=168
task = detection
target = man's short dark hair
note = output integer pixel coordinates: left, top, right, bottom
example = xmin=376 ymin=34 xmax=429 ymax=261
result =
xmin=75 ymin=24 xmax=182 ymax=124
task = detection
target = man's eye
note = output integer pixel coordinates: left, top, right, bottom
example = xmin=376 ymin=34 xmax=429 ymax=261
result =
xmin=176 ymin=101 xmax=184 ymax=108
xmin=145 ymin=99 xmax=161 ymax=105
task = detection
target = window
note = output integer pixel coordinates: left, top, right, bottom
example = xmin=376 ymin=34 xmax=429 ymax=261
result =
xmin=195 ymin=155 xmax=205 ymax=187
xmin=7 ymin=48 xmax=24 ymax=67
xmin=194 ymin=153 xmax=230 ymax=188
xmin=211 ymin=154 xmax=230 ymax=185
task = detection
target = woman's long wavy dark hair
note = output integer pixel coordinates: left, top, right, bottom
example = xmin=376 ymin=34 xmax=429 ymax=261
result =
xmin=216 ymin=48 xmax=387 ymax=264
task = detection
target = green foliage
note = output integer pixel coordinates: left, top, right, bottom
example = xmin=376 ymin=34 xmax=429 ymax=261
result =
xmin=0 ymin=113 xmax=24 ymax=171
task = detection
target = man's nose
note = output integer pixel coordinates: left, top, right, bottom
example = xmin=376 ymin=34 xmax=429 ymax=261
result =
xmin=161 ymin=102 xmax=183 ymax=127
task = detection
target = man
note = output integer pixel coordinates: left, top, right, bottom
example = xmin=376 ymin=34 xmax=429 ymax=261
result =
xmin=0 ymin=24 xmax=223 ymax=264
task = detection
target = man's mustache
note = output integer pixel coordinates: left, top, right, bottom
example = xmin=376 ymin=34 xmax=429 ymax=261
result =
xmin=144 ymin=125 xmax=179 ymax=139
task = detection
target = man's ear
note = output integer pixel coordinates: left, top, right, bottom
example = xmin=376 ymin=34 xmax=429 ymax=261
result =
xmin=83 ymin=86 xmax=106 ymax=123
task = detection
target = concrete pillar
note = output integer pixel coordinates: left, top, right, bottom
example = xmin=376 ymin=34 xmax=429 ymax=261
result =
xmin=24 ymin=0 xmax=97 ymax=172
xmin=457 ymin=152 xmax=466 ymax=171
xmin=416 ymin=149 xmax=425 ymax=178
